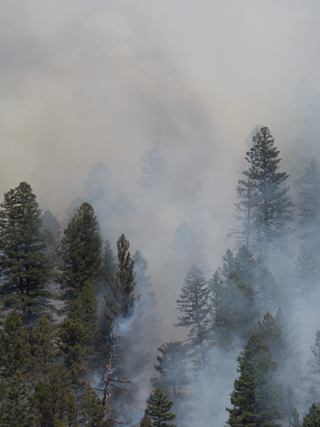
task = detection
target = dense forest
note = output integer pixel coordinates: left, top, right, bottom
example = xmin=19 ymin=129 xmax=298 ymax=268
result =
xmin=2 ymin=127 xmax=320 ymax=427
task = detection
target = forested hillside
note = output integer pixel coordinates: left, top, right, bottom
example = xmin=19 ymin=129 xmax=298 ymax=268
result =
xmin=1 ymin=127 xmax=320 ymax=426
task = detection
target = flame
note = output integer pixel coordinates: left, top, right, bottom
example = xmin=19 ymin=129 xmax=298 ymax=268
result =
xmin=106 ymin=364 xmax=108 ymax=369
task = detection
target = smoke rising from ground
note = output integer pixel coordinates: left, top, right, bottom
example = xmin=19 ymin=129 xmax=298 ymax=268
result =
xmin=2 ymin=1 xmax=320 ymax=425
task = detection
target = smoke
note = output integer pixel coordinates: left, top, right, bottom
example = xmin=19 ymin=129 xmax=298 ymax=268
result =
xmin=2 ymin=1 xmax=320 ymax=425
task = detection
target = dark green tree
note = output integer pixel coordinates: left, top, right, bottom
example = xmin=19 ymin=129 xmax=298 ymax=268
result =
xmin=0 ymin=309 xmax=31 ymax=379
xmin=145 ymin=388 xmax=176 ymax=427
xmin=226 ymin=334 xmax=283 ymax=427
xmin=151 ymin=341 xmax=191 ymax=427
xmin=140 ymin=413 xmax=152 ymax=427
xmin=79 ymin=382 xmax=107 ymax=427
xmin=0 ymin=182 xmax=50 ymax=322
xmin=303 ymin=403 xmax=320 ymax=427
xmin=104 ymin=234 xmax=135 ymax=325
xmin=298 ymin=158 xmax=320 ymax=250
xmin=59 ymin=202 xmax=103 ymax=301
xmin=234 ymin=127 xmax=294 ymax=256
xmin=0 ymin=370 xmax=35 ymax=427
xmin=33 ymin=363 xmax=78 ymax=427
xmin=176 ymin=265 xmax=210 ymax=371
xmin=30 ymin=314 xmax=60 ymax=384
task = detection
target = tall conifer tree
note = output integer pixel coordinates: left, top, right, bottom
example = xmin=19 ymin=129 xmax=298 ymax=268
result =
xmin=59 ymin=202 xmax=103 ymax=301
xmin=226 ymin=334 xmax=282 ymax=427
xmin=0 ymin=182 xmax=50 ymax=322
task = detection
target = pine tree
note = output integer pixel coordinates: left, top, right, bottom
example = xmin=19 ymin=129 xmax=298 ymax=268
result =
xmin=133 ymin=250 xmax=156 ymax=305
xmin=151 ymin=341 xmax=191 ymax=427
xmin=0 ymin=370 xmax=35 ymax=427
xmin=303 ymin=403 xmax=320 ymax=427
xmin=30 ymin=314 xmax=60 ymax=384
xmin=0 ymin=309 xmax=31 ymax=379
xmin=59 ymin=202 xmax=103 ymax=301
xmin=0 ymin=182 xmax=50 ymax=322
xmin=176 ymin=265 xmax=210 ymax=371
xmin=234 ymin=127 xmax=294 ymax=256
xmin=140 ymin=413 xmax=152 ymax=427
xmin=104 ymin=234 xmax=135 ymax=325
xmin=79 ymin=383 xmax=107 ymax=427
xmin=294 ymin=246 xmax=320 ymax=303
xmin=305 ymin=331 xmax=320 ymax=404
xmin=33 ymin=363 xmax=78 ymax=426
xmin=145 ymin=388 xmax=176 ymax=427
xmin=298 ymin=158 xmax=320 ymax=250
xmin=253 ymin=312 xmax=285 ymax=367
xmin=169 ymin=222 xmax=205 ymax=273
xmin=137 ymin=141 xmax=169 ymax=192
xmin=226 ymin=334 xmax=283 ymax=427
xmin=290 ymin=408 xmax=302 ymax=427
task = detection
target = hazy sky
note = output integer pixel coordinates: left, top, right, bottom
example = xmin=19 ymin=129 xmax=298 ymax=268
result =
xmin=1 ymin=0 xmax=320 ymax=222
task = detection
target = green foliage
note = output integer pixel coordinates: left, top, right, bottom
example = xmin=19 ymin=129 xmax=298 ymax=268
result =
xmin=151 ymin=341 xmax=190 ymax=399
xmin=253 ymin=312 xmax=285 ymax=366
xmin=0 ymin=370 xmax=35 ymax=427
xmin=176 ymin=265 xmax=210 ymax=371
xmin=79 ymin=382 xmax=107 ymax=427
xmin=303 ymin=403 xmax=320 ymax=427
xmin=105 ymin=234 xmax=135 ymax=324
xmin=234 ymin=127 xmax=294 ymax=256
xmin=30 ymin=314 xmax=60 ymax=383
xmin=140 ymin=413 xmax=152 ymax=427
xmin=0 ymin=309 xmax=31 ymax=379
xmin=145 ymin=388 xmax=176 ymax=427
xmin=59 ymin=202 xmax=103 ymax=301
xmin=151 ymin=341 xmax=191 ymax=427
xmin=290 ymin=408 xmax=302 ymax=427
xmin=226 ymin=334 xmax=283 ymax=427
xmin=33 ymin=363 xmax=78 ymax=427
xmin=0 ymin=182 xmax=50 ymax=322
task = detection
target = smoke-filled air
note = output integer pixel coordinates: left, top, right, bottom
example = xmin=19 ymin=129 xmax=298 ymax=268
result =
xmin=2 ymin=1 xmax=320 ymax=426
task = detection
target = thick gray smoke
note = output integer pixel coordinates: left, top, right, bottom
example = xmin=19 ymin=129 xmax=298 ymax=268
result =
xmin=2 ymin=1 xmax=320 ymax=425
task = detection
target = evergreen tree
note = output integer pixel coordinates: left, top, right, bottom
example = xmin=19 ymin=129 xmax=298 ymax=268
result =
xmin=103 ymin=240 xmax=117 ymax=278
xmin=234 ymin=245 xmax=257 ymax=286
xmin=145 ymin=388 xmax=176 ymax=427
xmin=209 ymin=270 xmax=232 ymax=350
xmin=0 ymin=309 xmax=31 ymax=379
xmin=151 ymin=341 xmax=190 ymax=398
xmin=104 ymin=234 xmax=135 ymax=325
xmin=30 ymin=314 xmax=60 ymax=384
xmin=219 ymin=249 xmax=235 ymax=280
xmin=290 ymin=408 xmax=302 ymax=427
xmin=151 ymin=341 xmax=191 ymax=427
xmin=137 ymin=141 xmax=169 ymax=192
xmin=59 ymin=202 xmax=103 ymax=301
xmin=140 ymin=413 xmax=152 ymax=427
xmin=176 ymin=265 xmax=210 ymax=371
xmin=226 ymin=334 xmax=283 ymax=427
xmin=253 ymin=312 xmax=286 ymax=367
xmin=298 ymin=158 xmax=320 ymax=250
xmin=169 ymin=222 xmax=205 ymax=273
xmin=0 ymin=182 xmax=50 ymax=322
xmin=294 ymin=246 xmax=320 ymax=303
xmin=133 ymin=250 xmax=156 ymax=305
xmin=79 ymin=383 xmax=107 ymax=427
xmin=0 ymin=370 xmax=35 ymax=427
xmin=42 ymin=209 xmax=61 ymax=242
xmin=303 ymin=403 xmax=320 ymax=427
xmin=33 ymin=363 xmax=78 ymax=427
xmin=305 ymin=331 xmax=320 ymax=404
xmin=234 ymin=127 xmax=294 ymax=256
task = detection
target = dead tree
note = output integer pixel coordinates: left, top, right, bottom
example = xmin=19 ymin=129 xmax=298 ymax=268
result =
xmin=93 ymin=322 xmax=134 ymax=424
